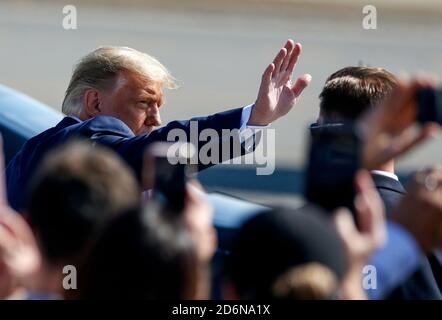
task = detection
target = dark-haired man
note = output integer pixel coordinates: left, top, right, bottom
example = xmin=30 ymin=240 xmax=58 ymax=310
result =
xmin=315 ymin=66 xmax=441 ymax=299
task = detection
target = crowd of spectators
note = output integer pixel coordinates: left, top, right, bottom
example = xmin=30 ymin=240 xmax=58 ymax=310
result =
xmin=1 ymin=39 xmax=442 ymax=300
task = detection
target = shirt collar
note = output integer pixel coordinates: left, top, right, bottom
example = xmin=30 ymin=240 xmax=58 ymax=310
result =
xmin=371 ymin=170 xmax=399 ymax=181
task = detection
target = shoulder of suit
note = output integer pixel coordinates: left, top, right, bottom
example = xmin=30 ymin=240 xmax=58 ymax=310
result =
xmin=79 ymin=116 xmax=135 ymax=137
xmin=371 ymin=172 xmax=406 ymax=194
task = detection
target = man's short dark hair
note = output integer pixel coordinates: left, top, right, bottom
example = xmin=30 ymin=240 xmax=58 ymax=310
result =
xmin=319 ymin=66 xmax=397 ymax=121
xmin=26 ymin=140 xmax=140 ymax=265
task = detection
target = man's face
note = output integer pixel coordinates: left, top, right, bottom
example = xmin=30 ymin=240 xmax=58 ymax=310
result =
xmin=99 ymin=71 xmax=164 ymax=135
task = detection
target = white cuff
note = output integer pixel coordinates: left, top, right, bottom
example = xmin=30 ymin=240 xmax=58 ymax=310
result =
xmin=240 ymin=104 xmax=271 ymax=130
xmin=239 ymin=104 xmax=269 ymax=151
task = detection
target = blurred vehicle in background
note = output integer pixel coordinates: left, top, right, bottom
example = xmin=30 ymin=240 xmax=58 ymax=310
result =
xmin=0 ymin=84 xmax=62 ymax=164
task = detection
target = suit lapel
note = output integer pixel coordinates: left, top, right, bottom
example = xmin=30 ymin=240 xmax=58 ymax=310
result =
xmin=371 ymin=173 xmax=406 ymax=195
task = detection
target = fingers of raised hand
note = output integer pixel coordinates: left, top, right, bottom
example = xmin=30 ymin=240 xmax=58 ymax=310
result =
xmin=280 ymin=40 xmax=295 ymax=73
xmin=291 ymin=74 xmax=312 ymax=97
xmin=286 ymin=42 xmax=302 ymax=76
xmin=272 ymin=40 xmax=302 ymax=81
xmin=272 ymin=47 xmax=287 ymax=79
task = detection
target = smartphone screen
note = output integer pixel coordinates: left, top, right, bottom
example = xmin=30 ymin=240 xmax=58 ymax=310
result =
xmin=417 ymin=88 xmax=442 ymax=125
xmin=145 ymin=142 xmax=197 ymax=213
xmin=305 ymin=123 xmax=361 ymax=215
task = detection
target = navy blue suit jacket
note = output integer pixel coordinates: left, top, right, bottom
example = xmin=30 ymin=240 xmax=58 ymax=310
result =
xmin=372 ymin=173 xmax=442 ymax=300
xmin=6 ymin=108 xmax=244 ymax=211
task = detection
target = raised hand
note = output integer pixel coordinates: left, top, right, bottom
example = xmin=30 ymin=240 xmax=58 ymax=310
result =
xmin=360 ymin=78 xmax=440 ymax=170
xmin=332 ymin=170 xmax=386 ymax=299
xmin=333 ymin=170 xmax=386 ymax=265
xmin=182 ymin=182 xmax=216 ymax=300
xmin=248 ymin=39 xmax=312 ymax=126
xmin=0 ymin=136 xmax=41 ymax=298
xmin=392 ymin=167 xmax=442 ymax=253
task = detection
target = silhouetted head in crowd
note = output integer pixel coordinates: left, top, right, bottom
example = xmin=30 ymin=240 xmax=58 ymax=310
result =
xmin=229 ymin=206 xmax=346 ymax=300
xmin=25 ymin=140 xmax=140 ymax=295
xmin=80 ymin=202 xmax=208 ymax=299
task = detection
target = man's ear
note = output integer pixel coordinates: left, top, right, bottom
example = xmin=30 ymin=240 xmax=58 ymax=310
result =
xmin=83 ymin=89 xmax=102 ymax=117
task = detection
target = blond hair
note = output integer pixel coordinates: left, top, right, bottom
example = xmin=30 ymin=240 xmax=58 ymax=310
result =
xmin=62 ymin=46 xmax=177 ymax=116
xmin=272 ymin=263 xmax=339 ymax=300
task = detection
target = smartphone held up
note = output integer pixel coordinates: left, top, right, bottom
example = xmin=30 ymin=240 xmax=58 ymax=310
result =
xmin=144 ymin=142 xmax=197 ymax=213
xmin=417 ymin=88 xmax=442 ymax=125
xmin=304 ymin=123 xmax=362 ymax=217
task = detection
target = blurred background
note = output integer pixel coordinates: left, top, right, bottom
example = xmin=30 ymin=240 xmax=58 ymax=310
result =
xmin=1 ymin=0 xmax=442 ymax=205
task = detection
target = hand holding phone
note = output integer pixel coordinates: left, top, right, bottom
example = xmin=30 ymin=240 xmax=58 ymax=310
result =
xmin=305 ymin=123 xmax=362 ymax=215
xmin=144 ymin=142 xmax=197 ymax=213
xmin=417 ymin=88 xmax=442 ymax=125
